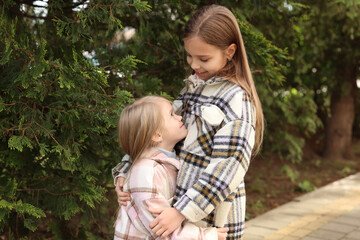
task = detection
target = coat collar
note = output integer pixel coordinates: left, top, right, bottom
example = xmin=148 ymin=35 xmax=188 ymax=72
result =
xmin=151 ymin=152 xmax=180 ymax=170
xmin=186 ymin=74 xmax=228 ymax=92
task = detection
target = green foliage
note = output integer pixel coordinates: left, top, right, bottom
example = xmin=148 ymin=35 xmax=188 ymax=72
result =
xmin=0 ymin=199 xmax=45 ymax=233
xmin=281 ymin=165 xmax=299 ymax=183
xmin=265 ymin=88 xmax=322 ymax=162
xmin=281 ymin=167 xmax=317 ymax=193
xmin=229 ymin=1 xmax=323 ymax=162
xmin=296 ymin=180 xmax=316 ymax=192
xmin=235 ymin=19 xmax=287 ymax=87
xmin=247 ymin=199 xmax=266 ymax=219
xmin=0 ymin=0 xmax=150 ymax=238
xmin=8 ymin=136 xmax=33 ymax=152
xmin=341 ymin=166 xmax=355 ymax=177
xmin=258 ymin=0 xmax=360 ymax=159
xmin=247 ymin=178 xmax=266 ymax=195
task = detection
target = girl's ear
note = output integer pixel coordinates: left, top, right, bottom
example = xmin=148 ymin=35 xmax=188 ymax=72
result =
xmin=151 ymin=131 xmax=163 ymax=144
xmin=225 ymin=43 xmax=237 ymax=60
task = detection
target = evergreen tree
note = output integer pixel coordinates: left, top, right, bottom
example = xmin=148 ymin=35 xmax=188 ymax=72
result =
xmin=0 ymin=0 xmax=150 ymax=238
xmin=249 ymin=0 xmax=360 ymax=160
xmin=300 ymin=0 xmax=360 ymax=160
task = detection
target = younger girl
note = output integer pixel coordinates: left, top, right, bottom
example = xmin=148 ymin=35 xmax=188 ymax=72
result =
xmin=114 ymin=95 xmax=228 ymax=240
xmin=113 ymin=4 xmax=264 ymax=239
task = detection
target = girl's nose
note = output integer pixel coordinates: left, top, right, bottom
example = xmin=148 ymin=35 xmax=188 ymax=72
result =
xmin=176 ymin=114 xmax=182 ymax=121
xmin=190 ymin=60 xmax=200 ymax=70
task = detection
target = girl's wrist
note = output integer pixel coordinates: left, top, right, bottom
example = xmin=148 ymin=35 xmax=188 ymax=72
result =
xmin=176 ymin=208 xmax=186 ymax=222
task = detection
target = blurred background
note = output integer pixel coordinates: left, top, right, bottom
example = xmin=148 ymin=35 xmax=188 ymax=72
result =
xmin=0 ymin=0 xmax=359 ymax=239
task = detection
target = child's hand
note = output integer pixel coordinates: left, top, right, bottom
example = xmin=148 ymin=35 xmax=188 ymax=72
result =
xmin=148 ymin=207 xmax=185 ymax=237
xmin=115 ymin=177 xmax=131 ymax=206
xmin=216 ymin=228 xmax=228 ymax=240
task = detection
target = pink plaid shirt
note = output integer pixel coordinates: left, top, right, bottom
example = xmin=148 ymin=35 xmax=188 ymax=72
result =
xmin=114 ymin=151 xmax=218 ymax=240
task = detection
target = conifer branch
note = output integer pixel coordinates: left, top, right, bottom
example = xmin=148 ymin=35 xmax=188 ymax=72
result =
xmin=34 ymin=121 xmax=66 ymax=153
xmin=9 ymin=8 xmax=52 ymax=20
xmin=6 ymin=124 xmax=31 ymax=135
xmin=144 ymin=41 xmax=177 ymax=53
xmin=91 ymin=3 xmax=132 ymax=9
xmin=19 ymin=188 xmax=78 ymax=196
xmin=81 ymin=88 xmax=118 ymax=98
xmin=3 ymin=26 xmax=36 ymax=63
xmin=133 ymin=66 xmax=180 ymax=78
xmin=43 ymin=105 xmax=67 ymax=113
xmin=76 ymin=104 xmax=117 ymax=112
xmin=27 ymin=176 xmax=52 ymax=187
xmin=59 ymin=176 xmax=76 ymax=186
xmin=88 ymin=205 xmax=101 ymax=230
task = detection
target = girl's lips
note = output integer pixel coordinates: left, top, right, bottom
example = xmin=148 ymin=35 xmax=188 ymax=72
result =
xmin=195 ymin=71 xmax=206 ymax=76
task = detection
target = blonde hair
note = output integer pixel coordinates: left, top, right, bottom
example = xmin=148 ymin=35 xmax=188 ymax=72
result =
xmin=184 ymin=4 xmax=264 ymax=154
xmin=117 ymin=95 xmax=169 ymax=163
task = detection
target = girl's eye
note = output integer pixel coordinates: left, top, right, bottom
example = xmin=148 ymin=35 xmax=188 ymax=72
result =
xmin=200 ymin=59 xmax=208 ymax=62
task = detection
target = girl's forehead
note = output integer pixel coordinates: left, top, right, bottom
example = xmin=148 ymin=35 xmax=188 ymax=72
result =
xmin=184 ymin=36 xmax=220 ymax=55
xmin=156 ymin=99 xmax=172 ymax=108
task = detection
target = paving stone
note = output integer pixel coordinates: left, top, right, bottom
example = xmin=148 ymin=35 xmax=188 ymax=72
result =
xmin=294 ymin=202 xmax=326 ymax=211
xmin=281 ymin=236 xmax=299 ymax=240
xmin=263 ymin=233 xmax=287 ymax=240
xmin=308 ymin=229 xmax=346 ymax=240
xmin=344 ymin=230 xmax=360 ymax=239
xmin=289 ymin=228 xmax=311 ymax=238
xmin=300 ymin=236 xmax=322 ymax=240
xmin=320 ymin=221 xmax=358 ymax=233
xmin=251 ymin=219 xmax=290 ymax=230
xmin=276 ymin=226 xmax=298 ymax=235
xmin=251 ymin=212 xmax=300 ymax=223
xmin=244 ymin=173 xmax=360 ymax=240
xmin=299 ymin=217 xmax=325 ymax=231
xmin=342 ymin=206 xmax=360 ymax=220
xmin=333 ymin=216 xmax=360 ymax=227
xmin=244 ymin=225 xmax=275 ymax=237
xmin=297 ymin=191 xmax=343 ymax=203
xmin=244 ymin=234 xmax=264 ymax=240
xmin=281 ymin=207 xmax=314 ymax=217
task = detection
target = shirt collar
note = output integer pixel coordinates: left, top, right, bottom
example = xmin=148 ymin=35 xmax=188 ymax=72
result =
xmin=156 ymin=147 xmax=176 ymax=159
xmin=152 ymin=150 xmax=180 ymax=170
xmin=185 ymin=74 xmax=227 ymax=92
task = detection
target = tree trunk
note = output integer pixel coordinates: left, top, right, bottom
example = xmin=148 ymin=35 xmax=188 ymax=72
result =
xmin=323 ymin=64 xmax=357 ymax=159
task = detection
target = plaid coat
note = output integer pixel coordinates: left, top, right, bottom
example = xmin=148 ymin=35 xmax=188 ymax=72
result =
xmin=114 ymin=151 xmax=218 ymax=240
xmin=113 ymin=75 xmax=256 ymax=239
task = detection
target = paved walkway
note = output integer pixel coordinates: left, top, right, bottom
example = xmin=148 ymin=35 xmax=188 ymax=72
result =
xmin=244 ymin=172 xmax=360 ymax=240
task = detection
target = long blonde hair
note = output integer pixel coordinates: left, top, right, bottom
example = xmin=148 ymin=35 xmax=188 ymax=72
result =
xmin=184 ymin=4 xmax=264 ymax=154
xmin=117 ymin=96 xmax=168 ymax=163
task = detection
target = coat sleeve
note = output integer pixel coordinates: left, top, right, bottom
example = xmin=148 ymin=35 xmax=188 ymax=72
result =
xmin=112 ymin=154 xmax=131 ymax=185
xmin=127 ymin=162 xmax=218 ymax=240
xmin=173 ymin=93 xmax=256 ymax=223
